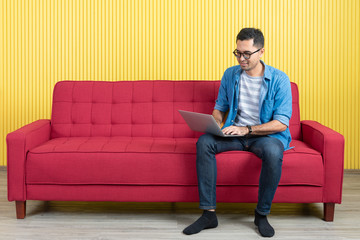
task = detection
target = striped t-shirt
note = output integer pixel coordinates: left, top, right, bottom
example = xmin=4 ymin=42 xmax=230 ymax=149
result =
xmin=233 ymin=71 xmax=263 ymax=127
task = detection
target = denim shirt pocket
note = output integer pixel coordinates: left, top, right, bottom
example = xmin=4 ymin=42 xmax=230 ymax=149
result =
xmin=260 ymin=99 xmax=275 ymax=123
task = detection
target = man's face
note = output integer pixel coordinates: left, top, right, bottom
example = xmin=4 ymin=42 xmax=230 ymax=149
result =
xmin=235 ymin=39 xmax=264 ymax=72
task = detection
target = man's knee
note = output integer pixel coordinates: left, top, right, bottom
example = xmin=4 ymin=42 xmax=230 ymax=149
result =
xmin=197 ymin=133 xmax=217 ymax=151
xmin=261 ymin=138 xmax=284 ymax=163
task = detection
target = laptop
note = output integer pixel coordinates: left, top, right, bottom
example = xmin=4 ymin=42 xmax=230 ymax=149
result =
xmin=178 ymin=110 xmax=239 ymax=137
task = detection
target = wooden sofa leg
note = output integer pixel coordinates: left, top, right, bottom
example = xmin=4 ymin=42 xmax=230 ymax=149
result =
xmin=324 ymin=203 xmax=335 ymax=221
xmin=16 ymin=201 xmax=26 ymax=219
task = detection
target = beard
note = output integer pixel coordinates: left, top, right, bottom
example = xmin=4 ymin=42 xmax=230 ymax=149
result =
xmin=239 ymin=60 xmax=259 ymax=72
xmin=239 ymin=62 xmax=251 ymax=71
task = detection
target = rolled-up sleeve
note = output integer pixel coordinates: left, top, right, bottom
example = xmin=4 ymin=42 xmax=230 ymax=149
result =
xmin=273 ymin=75 xmax=292 ymax=127
xmin=214 ymin=72 xmax=230 ymax=112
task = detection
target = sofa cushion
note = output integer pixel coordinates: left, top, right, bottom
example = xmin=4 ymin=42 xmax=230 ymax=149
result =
xmin=27 ymin=138 xmax=323 ymax=187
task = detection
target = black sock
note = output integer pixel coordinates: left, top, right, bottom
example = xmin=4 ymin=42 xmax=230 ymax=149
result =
xmin=254 ymin=210 xmax=275 ymax=237
xmin=183 ymin=210 xmax=218 ymax=235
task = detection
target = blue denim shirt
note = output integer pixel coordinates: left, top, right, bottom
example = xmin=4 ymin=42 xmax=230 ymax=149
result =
xmin=214 ymin=61 xmax=292 ymax=150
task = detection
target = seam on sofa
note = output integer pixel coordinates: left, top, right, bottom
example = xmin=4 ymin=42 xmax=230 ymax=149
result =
xmin=172 ymin=82 xmax=175 ymax=138
xmin=75 ymin=137 xmax=86 ymax=151
xmin=100 ymin=137 xmax=111 ymax=151
xmin=131 ymin=82 xmax=134 ymax=137
xmin=27 ymin=151 xmax=320 ymax=155
xmin=26 ymin=182 xmax=199 ymax=186
xmin=28 ymin=148 xmax=197 ymax=153
xmin=284 ymin=152 xmax=322 ymax=155
xmin=29 ymin=151 xmax=197 ymax=154
xmin=25 ymin=182 xmax=324 ymax=187
xmin=110 ymin=83 xmax=114 ymax=137
xmin=174 ymin=138 xmax=178 ymax=152
xmin=51 ymin=138 xmax=67 ymax=152
xmin=151 ymin=81 xmax=154 ymax=137
xmin=90 ymin=82 xmax=94 ymax=137
xmin=124 ymin=138 xmax=133 ymax=152
xmin=69 ymin=82 xmax=75 ymax=137
xmin=217 ymin=151 xmax=321 ymax=156
xmin=149 ymin=138 xmax=155 ymax=152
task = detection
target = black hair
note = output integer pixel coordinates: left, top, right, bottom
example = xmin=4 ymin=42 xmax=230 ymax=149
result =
xmin=236 ymin=28 xmax=264 ymax=48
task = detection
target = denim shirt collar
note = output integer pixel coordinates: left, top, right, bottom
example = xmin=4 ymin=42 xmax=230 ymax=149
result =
xmin=234 ymin=60 xmax=271 ymax=81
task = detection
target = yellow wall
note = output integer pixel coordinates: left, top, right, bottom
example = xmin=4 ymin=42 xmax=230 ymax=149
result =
xmin=1 ymin=0 xmax=359 ymax=168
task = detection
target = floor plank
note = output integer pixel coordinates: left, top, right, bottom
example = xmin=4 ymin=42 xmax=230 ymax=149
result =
xmin=1 ymin=168 xmax=359 ymax=239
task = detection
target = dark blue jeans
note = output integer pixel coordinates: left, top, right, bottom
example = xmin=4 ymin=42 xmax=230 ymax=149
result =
xmin=196 ymin=133 xmax=284 ymax=215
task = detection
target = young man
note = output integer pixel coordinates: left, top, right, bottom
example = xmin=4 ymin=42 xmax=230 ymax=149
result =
xmin=183 ymin=28 xmax=292 ymax=238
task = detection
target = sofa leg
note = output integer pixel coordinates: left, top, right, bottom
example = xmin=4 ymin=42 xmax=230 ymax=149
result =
xmin=324 ymin=203 xmax=335 ymax=222
xmin=16 ymin=201 xmax=26 ymax=219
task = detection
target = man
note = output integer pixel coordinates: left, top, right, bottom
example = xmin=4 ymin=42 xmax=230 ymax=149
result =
xmin=183 ymin=28 xmax=292 ymax=238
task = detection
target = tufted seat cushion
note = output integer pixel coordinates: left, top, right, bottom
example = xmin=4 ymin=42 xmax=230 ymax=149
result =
xmin=26 ymin=138 xmax=323 ymax=187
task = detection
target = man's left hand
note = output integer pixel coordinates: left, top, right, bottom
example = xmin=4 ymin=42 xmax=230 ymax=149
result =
xmin=222 ymin=126 xmax=249 ymax=136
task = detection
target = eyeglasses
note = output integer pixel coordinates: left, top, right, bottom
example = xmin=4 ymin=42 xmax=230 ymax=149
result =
xmin=233 ymin=48 xmax=261 ymax=60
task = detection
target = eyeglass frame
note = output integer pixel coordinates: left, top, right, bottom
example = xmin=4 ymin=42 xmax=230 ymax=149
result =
xmin=233 ymin=48 xmax=261 ymax=60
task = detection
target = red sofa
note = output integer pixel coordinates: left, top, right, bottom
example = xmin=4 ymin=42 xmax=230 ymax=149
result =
xmin=7 ymin=80 xmax=344 ymax=220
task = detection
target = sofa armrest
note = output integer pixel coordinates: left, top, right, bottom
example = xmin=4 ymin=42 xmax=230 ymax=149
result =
xmin=301 ymin=120 xmax=345 ymax=203
xmin=7 ymin=119 xmax=51 ymax=201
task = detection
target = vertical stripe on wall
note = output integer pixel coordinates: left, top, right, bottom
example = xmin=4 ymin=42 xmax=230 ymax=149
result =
xmin=1 ymin=0 xmax=359 ymax=169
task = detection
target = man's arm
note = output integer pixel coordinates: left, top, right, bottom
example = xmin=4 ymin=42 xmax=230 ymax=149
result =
xmin=222 ymin=120 xmax=287 ymax=136
xmin=212 ymin=109 xmax=226 ymax=127
xmin=250 ymin=120 xmax=287 ymax=135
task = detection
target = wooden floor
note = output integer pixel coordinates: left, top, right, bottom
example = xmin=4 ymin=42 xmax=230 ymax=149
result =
xmin=1 ymin=168 xmax=359 ymax=240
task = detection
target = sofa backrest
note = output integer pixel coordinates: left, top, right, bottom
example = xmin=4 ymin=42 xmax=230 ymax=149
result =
xmin=51 ymin=81 xmax=301 ymax=139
